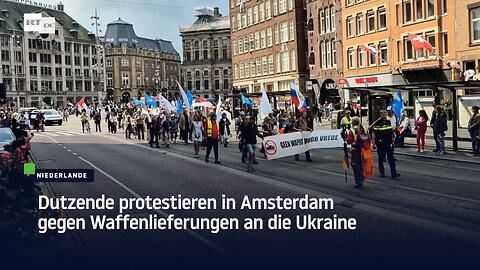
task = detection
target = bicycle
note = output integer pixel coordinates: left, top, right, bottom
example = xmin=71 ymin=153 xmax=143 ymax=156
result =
xmin=82 ymin=120 xmax=91 ymax=134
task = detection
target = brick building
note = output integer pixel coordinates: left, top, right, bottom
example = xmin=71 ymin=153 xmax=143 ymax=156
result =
xmin=103 ymin=18 xmax=181 ymax=103
xmin=230 ymin=0 xmax=309 ymax=111
xmin=305 ymin=0 xmax=343 ymax=105
xmin=179 ymin=7 xmax=232 ymax=99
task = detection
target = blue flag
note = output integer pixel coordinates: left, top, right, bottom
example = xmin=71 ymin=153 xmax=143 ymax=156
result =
xmin=176 ymin=98 xmax=183 ymax=116
xmin=186 ymin=90 xmax=194 ymax=107
xmin=145 ymin=94 xmax=157 ymax=107
xmin=389 ymin=90 xmax=403 ymax=119
xmin=241 ymin=94 xmax=253 ymax=107
xmin=134 ymin=98 xmax=146 ymax=107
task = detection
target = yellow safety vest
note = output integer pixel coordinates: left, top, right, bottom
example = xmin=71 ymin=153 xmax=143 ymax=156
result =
xmin=342 ymin=117 xmax=352 ymax=129
xmin=206 ymin=120 xmax=219 ymax=137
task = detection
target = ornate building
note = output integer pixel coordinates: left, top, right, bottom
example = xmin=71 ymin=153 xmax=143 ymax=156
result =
xmin=0 ymin=0 xmax=102 ymax=108
xmin=180 ymin=7 xmax=231 ymax=99
xmin=103 ymin=18 xmax=181 ymax=103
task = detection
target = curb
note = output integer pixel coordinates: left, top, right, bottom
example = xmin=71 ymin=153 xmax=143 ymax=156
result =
xmin=395 ymin=151 xmax=480 ymax=165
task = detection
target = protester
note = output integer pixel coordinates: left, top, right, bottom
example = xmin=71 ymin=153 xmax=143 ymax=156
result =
xmin=180 ymin=110 xmax=191 ymax=145
xmin=161 ymin=114 xmax=170 ymax=147
xmin=386 ymin=106 xmax=398 ymax=130
xmin=192 ymin=114 xmax=203 ymax=158
xmin=135 ymin=110 xmax=145 ymax=141
xmin=149 ymin=116 xmax=160 ymax=148
xmin=467 ymin=106 xmax=480 ymax=155
xmin=347 ymin=117 xmax=371 ymax=189
xmin=430 ymin=102 xmax=440 ymax=152
xmin=340 ymin=110 xmax=353 ymax=137
xmin=372 ymin=110 xmax=400 ymax=179
xmin=260 ymin=116 xmax=273 ymax=157
xmin=432 ymin=106 xmax=448 ymax=155
xmin=243 ymin=116 xmax=264 ymax=172
xmin=395 ymin=111 xmax=410 ymax=147
xmin=170 ymin=114 xmax=179 ymax=144
xmin=203 ymin=113 xmax=221 ymax=164
xmin=415 ymin=110 xmax=428 ymax=152
xmin=94 ymin=111 xmax=102 ymax=132
xmin=80 ymin=111 xmax=89 ymax=133
xmin=219 ymin=113 xmax=231 ymax=147
xmin=294 ymin=111 xmax=313 ymax=162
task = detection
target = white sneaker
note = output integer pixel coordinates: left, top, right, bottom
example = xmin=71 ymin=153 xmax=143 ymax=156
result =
xmin=420 ymin=149 xmax=424 ymax=153
xmin=416 ymin=149 xmax=420 ymax=152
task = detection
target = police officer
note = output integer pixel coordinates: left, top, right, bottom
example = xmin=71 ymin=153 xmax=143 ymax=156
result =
xmin=372 ymin=110 xmax=400 ymax=179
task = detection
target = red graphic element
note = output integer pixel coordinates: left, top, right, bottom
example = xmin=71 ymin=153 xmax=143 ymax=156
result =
xmin=264 ymin=140 xmax=277 ymax=156
xmin=338 ymin=78 xmax=347 ymax=85
xmin=355 ymin=77 xmax=378 ymax=84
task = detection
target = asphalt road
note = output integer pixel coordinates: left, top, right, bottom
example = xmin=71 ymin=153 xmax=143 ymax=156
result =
xmin=22 ymin=120 xmax=480 ymax=262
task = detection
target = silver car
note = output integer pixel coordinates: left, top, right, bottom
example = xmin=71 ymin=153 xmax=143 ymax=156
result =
xmin=33 ymin=109 xmax=63 ymax=125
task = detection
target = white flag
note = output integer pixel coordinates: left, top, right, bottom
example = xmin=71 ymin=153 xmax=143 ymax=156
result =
xmin=176 ymin=81 xmax=191 ymax=113
xmin=159 ymin=94 xmax=175 ymax=114
xmin=260 ymin=88 xmax=272 ymax=116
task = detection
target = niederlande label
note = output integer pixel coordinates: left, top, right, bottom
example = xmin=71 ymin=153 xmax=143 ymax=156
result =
xmin=32 ymin=169 xmax=94 ymax=182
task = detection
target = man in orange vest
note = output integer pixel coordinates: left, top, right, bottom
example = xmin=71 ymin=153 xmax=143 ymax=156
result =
xmin=204 ymin=113 xmax=221 ymax=164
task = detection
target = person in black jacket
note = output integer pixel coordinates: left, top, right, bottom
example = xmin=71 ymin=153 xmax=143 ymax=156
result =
xmin=432 ymin=106 xmax=448 ymax=155
xmin=149 ymin=116 xmax=160 ymax=148
xmin=243 ymin=116 xmax=264 ymax=172
xmin=94 ymin=111 xmax=102 ymax=132
xmin=219 ymin=113 xmax=231 ymax=147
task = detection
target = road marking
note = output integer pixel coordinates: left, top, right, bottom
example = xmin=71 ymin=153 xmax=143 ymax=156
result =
xmin=101 ymin=133 xmax=480 ymax=243
xmin=43 ymin=135 xmax=234 ymax=259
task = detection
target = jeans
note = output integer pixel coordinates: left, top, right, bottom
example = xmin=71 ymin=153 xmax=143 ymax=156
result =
xmin=437 ymin=133 xmax=446 ymax=153
xmin=377 ymin=144 xmax=397 ymax=176
xmin=433 ymin=129 xmax=439 ymax=151
xmin=470 ymin=129 xmax=480 ymax=153
xmin=205 ymin=137 xmax=219 ymax=162
xmin=95 ymin=122 xmax=101 ymax=132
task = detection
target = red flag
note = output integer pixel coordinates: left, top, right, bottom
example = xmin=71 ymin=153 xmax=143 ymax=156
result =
xmin=408 ymin=33 xmax=433 ymax=52
xmin=77 ymin=98 xmax=87 ymax=110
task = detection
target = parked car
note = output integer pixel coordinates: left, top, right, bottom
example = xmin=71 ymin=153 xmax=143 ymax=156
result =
xmin=31 ymin=109 xmax=62 ymax=126
xmin=0 ymin=127 xmax=15 ymax=174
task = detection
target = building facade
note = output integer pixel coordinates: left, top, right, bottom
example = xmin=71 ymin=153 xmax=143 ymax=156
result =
xmin=180 ymin=7 xmax=231 ymax=99
xmin=455 ymin=0 xmax=480 ymax=128
xmin=341 ymin=0 xmax=456 ymax=121
xmin=230 ymin=0 xmax=309 ymax=110
xmin=103 ymin=18 xmax=181 ymax=103
xmin=306 ymin=0 xmax=344 ymax=104
xmin=0 ymin=0 xmax=103 ymax=108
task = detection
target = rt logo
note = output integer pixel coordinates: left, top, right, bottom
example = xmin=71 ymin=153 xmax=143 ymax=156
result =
xmin=24 ymin=13 xmax=56 ymax=34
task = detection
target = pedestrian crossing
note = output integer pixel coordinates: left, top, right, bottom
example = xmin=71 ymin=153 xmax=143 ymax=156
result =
xmin=34 ymin=130 xmax=89 ymax=137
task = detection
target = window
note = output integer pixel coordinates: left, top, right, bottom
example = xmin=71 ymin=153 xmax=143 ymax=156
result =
xmin=232 ymin=16 xmax=236 ymax=30
xmin=122 ymin=72 xmax=129 ymax=86
xmin=244 ymin=36 xmax=249 ymax=52
xmin=279 ymin=0 xmax=287 ymax=14
xmin=204 ymin=80 xmax=210 ymax=90
xmin=106 ymin=59 xmax=112 ymax=67
xmin=326 ymin=40 xmax=332 ymax=67
xmin=239 ymin=38 xmax=243 ymax=54
xmin=332 ymin=40 xmax=337 ymax=66
xmin=260 ymin=2 xmax=265 ymax=21
xmin=358 ymin=49 xmax=365 ymax=67
xmin=404 ymin=1 xmax=412 ymax=23
xmin=267 ymin=28 xmax=273 ymax=47
xmin=274 ymin=25 xmax=280 ymax=44
xmin=368 ymin=44 xmax=377 ymax=66
xmin=346 ymin=0 xmax=353 ymax=6
xmin=415 ymin=0 xmax=423 ymax=20
xmin=320 ymin=10 xmax=325 ymax=33
xmin=280 ymin=22 xmax=288 ymax=43
xmin=266 ymin=1 xmax=271 ymax=19
xmin=427 ymin=34 xmax=435 ymax=58
xmin=29 ymin=66 xmax=37 ymax=75
xmin=122 ymin=58 xmax=128 ymax=66
xmin=290 ymin=50 xmax=296 ymax=71
xmin=216 ymin=80 xmax=221 ymax=90
xmin=442 ymin=0 xmax=447 ymax=14
xmin=426 ymin=0 xmax=434 ymax=17
xmin=442 ymin=33 xmax=448 ymax=55
xmin=249 ymin=34 xmax=255 ymax=50
xmin=405 ymin=39 xmax=413 ymax=60
xmin=331 ymin=6 xmax=336 ymax=31
xmin=256 ymin=58 xmax=262 ymax=75
xmin=248 ymin=8 xmax=253 ymax=25
xmin=203 ymin=49 xmax=208 ymax=59
xmin=367 ymin=11 xmax=375 ymax=32
xmin=195 ymin=80 xmax=201 ymax=90
xmin=74 ymin=56 xmax=81 ymax=66
xmin=262 ymin=56 xmax=268 ymax=75
xmin=245 ymin=61 xmax=250 ymax=78
xmin=268 ymin=55 xmax=274 ymax=74
xmin=273 ymin=0 xmax=278 ymax=16
xmin=251 ymin=59 xmax=256 ymax=76
xmin=348 ymin=49 xmax=355 ymax=69
xmin=233 ymin=40 xmax=237 ymax=56
xmin=357 ymin=14 xmax=365 ymax=35
xmin=289 ymin=20 xmax=295 ymax=41
xmin=471 ymin=7 xmax=480 ymax=43
xmin=287 ymin=0 xmax=293 ymax=11
xmin=281 ymin=51 xmax=289 ymax=72
xmin=325 ymin=8 xmax=331 ymax=32
xmin=347 ymin=17 xmax=354 ymax=37
xmin=416 ymin=43 xmax=425 ymax=59
xmin=276 ymin=53 xmax=281 ymax=73
xmin=254 ymin=5 xmax=259 ymax=24
xmin=378 ymin=9 xmax=386 ymax=29
xmin=260 ymin=30 xmax=266 ymax=48
xmin=321 ymin=42 xmax=326 ymax=68
xmin=379 ymin=44 xmax=388 ymax=65
xmin=255 ymin=32 xmax=260 ymax=49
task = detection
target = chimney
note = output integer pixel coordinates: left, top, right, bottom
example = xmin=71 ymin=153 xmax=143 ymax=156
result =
xmin=213 ymin=7 xmax=220 ymax=17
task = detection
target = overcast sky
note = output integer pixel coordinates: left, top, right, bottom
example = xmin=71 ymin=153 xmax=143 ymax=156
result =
xmin=60 ymin=0 xmax=230 ymax=54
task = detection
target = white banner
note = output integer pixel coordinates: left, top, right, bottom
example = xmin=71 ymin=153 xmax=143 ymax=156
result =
xmin=262 ymin=129 xmax=343 ymax=160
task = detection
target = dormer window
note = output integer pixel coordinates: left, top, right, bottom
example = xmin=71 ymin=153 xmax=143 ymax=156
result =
xmin=122 ymin=43 xmax=127 ymax=54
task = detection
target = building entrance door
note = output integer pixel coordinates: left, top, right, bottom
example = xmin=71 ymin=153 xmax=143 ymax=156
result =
xmin=369 ymin=95 xmax=391 ymax=124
